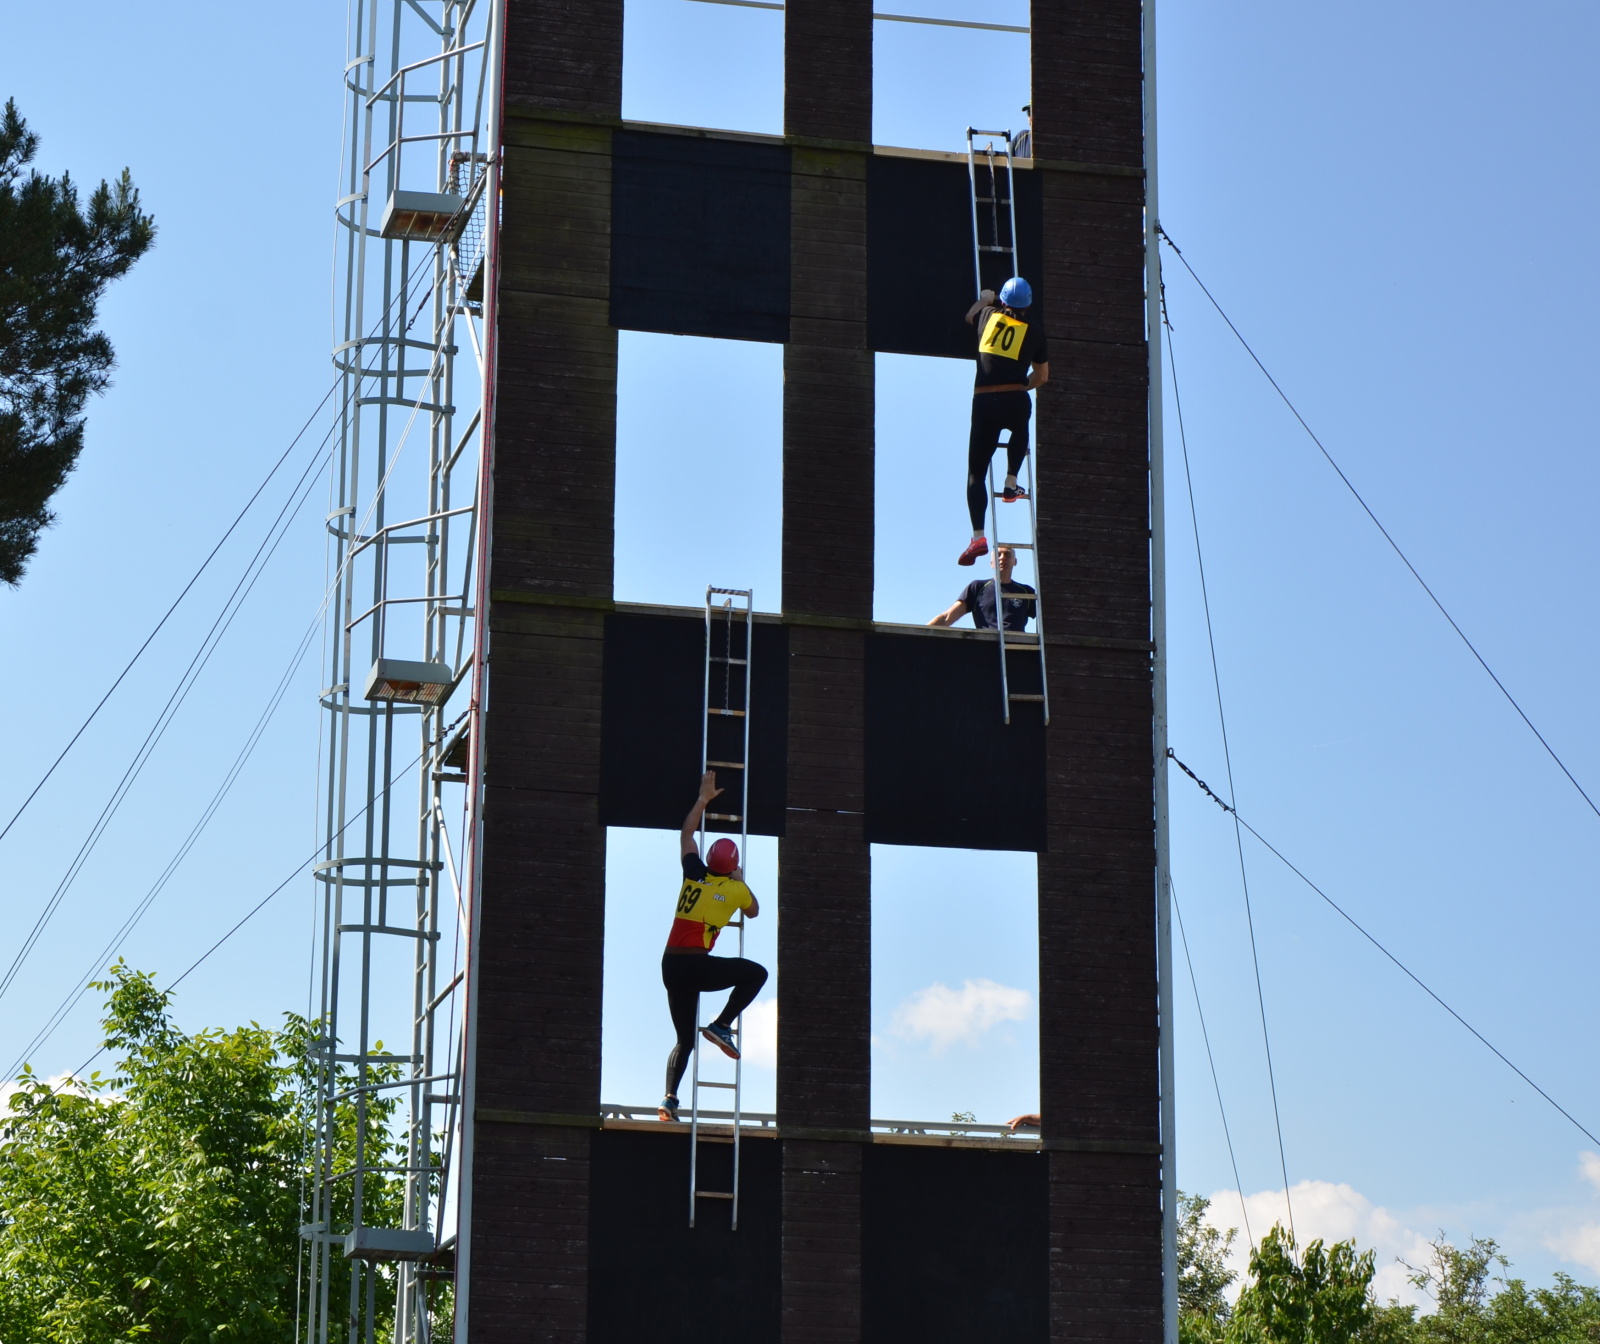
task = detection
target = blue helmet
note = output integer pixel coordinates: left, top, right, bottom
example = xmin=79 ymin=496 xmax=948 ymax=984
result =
xmin=999 ymin=276 xmax=1033 ymax=308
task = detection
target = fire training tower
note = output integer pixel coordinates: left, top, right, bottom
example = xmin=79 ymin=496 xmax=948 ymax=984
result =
xmin=452 ymin=0 xmax=1169 ymax=1341
xmin=306 ymin=0 xmax=1172 ymax=1340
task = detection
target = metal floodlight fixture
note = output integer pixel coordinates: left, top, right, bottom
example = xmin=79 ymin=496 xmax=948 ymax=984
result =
xmin=379 ymin=189 xmax=467 ymax=242
xmin=364 ymin=657 xmax=455 ymax=706
xmin=344 ymin=1225 xmax=435 ymax=1263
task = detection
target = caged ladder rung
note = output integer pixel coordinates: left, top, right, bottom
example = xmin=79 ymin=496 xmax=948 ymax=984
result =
xmin=967 ymin=128 xmax=1051 ymax=726
xmin=690 ymin=585 xmax=755 ymax=1229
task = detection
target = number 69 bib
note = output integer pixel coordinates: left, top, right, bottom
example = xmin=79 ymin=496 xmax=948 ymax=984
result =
xmin=979 ymin=309 xmax=1029 ymax=360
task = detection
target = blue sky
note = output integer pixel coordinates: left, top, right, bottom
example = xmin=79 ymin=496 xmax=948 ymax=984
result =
xmin=3 ymin=0 xmax=1598 ymax=1301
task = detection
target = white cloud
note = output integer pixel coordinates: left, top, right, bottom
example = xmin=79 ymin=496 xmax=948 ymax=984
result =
xmin=1204 ymin=1180 xmax=1435 ymax=1307
xmin=1537 ymin=1152 xmax=1600 ymax=1274
xmin=741 ymin=997 xmax=778 ymax=1070
xmin=889 ymin=978 xmax=1031 ymax=1052
xmin=0 ymin=1073 xmax=104 ymax=1114
xmin=1546 ymin=1223 xmax=1600 ymax=1276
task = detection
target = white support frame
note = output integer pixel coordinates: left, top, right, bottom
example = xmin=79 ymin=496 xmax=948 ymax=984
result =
xmin=301 ymin=5 xmax=499 ymax=1344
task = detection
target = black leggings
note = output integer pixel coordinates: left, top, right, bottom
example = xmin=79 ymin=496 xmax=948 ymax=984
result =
xmin=967 ymin=391 xmax=1032 ymax=532
xmin=662 ymin=952 xmax=769 ymax=1097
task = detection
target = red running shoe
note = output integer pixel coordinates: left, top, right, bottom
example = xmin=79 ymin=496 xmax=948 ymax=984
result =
xmin=957 ymin=536 xmax=989 ymax=566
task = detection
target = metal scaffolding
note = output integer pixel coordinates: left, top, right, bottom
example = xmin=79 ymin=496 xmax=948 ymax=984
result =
xmin=299 ymin=3 xmax=497 ymax=1342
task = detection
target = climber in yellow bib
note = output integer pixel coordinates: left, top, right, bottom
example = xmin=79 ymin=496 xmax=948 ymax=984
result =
xmin=957 ymin=276 xmax=1050 ymax=567
xmin=658 ymin=771 xmax=767 ymax=1123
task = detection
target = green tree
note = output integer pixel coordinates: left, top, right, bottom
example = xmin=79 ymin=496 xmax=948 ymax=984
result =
xmin=0 ymin=98 xmax=154 ymax=585
xmin=1227 ymin=1226 xmax=1379 ymax=1344
xmin=1179 ymin=1192 xmax=1238 ymax=1344
xmin=0 ymin=965 xmax=413 ymax=1342
xmin=1406 ymin=1236 xmax=1600 ymax=1344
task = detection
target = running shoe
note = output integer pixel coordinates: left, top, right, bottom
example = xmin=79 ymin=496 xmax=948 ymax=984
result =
xmin=658 ymin=1094 xmax=680 ymax=1122
xmin=957 ymin=536 xmax=989 ymax=566
xmin=700 ymin=1022 xmax=741 ymax=1060
xmin=1002 ymin=483 xmax=1028 ymax=503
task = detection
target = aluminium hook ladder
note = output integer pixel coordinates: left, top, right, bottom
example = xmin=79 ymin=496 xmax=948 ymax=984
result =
xmin=688 ymin=586 xmax=754 ymax=1228
xmin=966 ymin=128 xmax=1051 ymax=726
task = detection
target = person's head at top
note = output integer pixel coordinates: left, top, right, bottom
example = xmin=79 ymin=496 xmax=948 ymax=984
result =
xmin=997 ymin=276 xmax=1032 ymax=314
xmin=994 ymin=544 xmax=1018 ymax=583
xmin=705 ymin=836 xmax=740 ymax=878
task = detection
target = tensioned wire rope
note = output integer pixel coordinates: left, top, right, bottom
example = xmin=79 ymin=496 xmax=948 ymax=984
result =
xmin=25 ymin=738 xmax=432 ymax=1101
xmin=4 ymin=294 xmax=475 ymax=1076
xmin=0 ymin=431 xmax=334 ymax=1015
xmin=0 ymin=456 xmax=331 ymax=1078
xmin=1158 ymin=227 xmax=1600 ymax=825
xmin=1171 ymin=870 xmax=1254 ymax=1248
xmin=1156 ymin=233 xmax=1600 ymax=1151
xmin=1164 ymin=293 xmax=1296 ymax=1238
xmin=0 ymin=237 xmax=476 ymax=1056
xmin=0 ymin=232 xmax=453 ymax=851
xmin=1167 ymin=749 xmax=1600 ymax=1150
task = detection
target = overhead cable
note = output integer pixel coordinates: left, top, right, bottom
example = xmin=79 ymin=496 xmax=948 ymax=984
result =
xmin=0 ymin=383 xmax=337 ymax=850
xmin=0 ymin=440 xmax=333 ymax=1012
xmin=0 ymin=240 xmax=449 ymax=852
xmin=1168 ymin=748 xmax=1600 ymax=1150
xmin=1171 ymin=877 xmax=1255 ymax=1249
xmin=1165 ymin=305 xmax=1295 ymax=1237
xmin=24 ymin=742 xmax=429 ymax=1095
xmin=1158 ymin=228 xmax=1600 ymax=825
xmin=1 ymin=246 xmax=452 ymax=1015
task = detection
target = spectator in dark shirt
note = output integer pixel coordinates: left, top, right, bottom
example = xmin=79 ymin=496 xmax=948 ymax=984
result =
xmin=927 ymin=545 xmax=1036 ymax=632
xmin=1012 ymin=104 xmax=1033 ymax=160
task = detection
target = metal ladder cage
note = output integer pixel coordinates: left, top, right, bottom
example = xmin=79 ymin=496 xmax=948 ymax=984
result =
xmin=689 ymin=587 xmax=755 ymax=1229
xmin=965 ymin=128 xmax=1050 ymax=726
xmin=301 ymin=5 xmax=495 ymax=1344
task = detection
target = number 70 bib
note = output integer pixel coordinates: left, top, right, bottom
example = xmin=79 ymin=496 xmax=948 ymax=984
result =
xmin=979 ymin=310 xmax=1029 ymax=360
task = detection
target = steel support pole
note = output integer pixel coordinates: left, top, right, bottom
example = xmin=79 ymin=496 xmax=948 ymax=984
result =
xmin=1144 ymin=0 xmax=1177 ymax=1339
xmin=450 ymin=0 xmax=505 ymax=1337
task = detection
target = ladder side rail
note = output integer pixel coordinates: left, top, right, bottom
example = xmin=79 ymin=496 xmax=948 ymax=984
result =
xmin=1004 ymin=136 xmax=1020 ymax=275
xmin=690 ymin=587 xmax=715 ymax=1228
xmin=732 ymin=591 xmax=753 ymax=1230
xmin=688 ymin=1018 xmax=702 ymax=1228
xmin=965 ymin=129 xmax=985 ymax=298
xmin=1025 ymin=449 xmax=1050 ymax=723
xmin=988 ymin=460 xmax=1013 ymax=724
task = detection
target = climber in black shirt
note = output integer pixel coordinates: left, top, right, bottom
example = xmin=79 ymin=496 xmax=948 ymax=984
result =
xmin=958 ymin=277 xmax=1049 ymax=567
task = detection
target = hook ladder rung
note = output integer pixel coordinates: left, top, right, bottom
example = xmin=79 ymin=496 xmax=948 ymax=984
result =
xmin=708 ymin=708 xmax=746 ymax=717
xmin=696 ymin=1191 xmax=735 ymax=1200
xmin=705 ymin=759 xmax=745 ymax=769
xmin=698 ymin=1080 xmax=737 ymax=1089
xmin=978 ymin=245 xmax=1012 ymax=253
xmin=705 ymin=812 xmax=742 ymax=822
xmin=1009 ymin=694 xmax=1047 ymax=702
xmin=710 ymin=656 xmax=748 ymax=665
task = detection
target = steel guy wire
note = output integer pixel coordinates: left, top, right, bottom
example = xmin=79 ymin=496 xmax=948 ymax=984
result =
xmin=0 ymin=241 xmax=449 ymax=853
xmin=1167 ymin=748 xmax=1600 ymax=1150
xmin=1165 ymin=302 xmax=1295 ymax=1238
xmin=1171 ymin=877 xmax=1254 ymax=1250
xmin=1 ymin=248 xmax=462 ymax=1014
xmin=1 ymin=584 xmax=328 ymax=1080
xmin=0 ymin=383 xmax=335 ymax=851
xmin=1158 ymin=227 xmax=1600 ymax=826
xmin=27 ymin=742 xmax=429 ymax=1097
xmin=0 ymin=441 xmax=334 ymax=1013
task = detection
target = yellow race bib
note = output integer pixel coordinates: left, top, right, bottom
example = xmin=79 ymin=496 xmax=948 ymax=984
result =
xmin=979 ymin=309 xmax=1029 ymax=360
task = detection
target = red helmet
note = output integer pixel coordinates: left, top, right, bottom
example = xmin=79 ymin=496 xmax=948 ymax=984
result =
xmin=706 ymin=838 xmax=740 ymax=875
